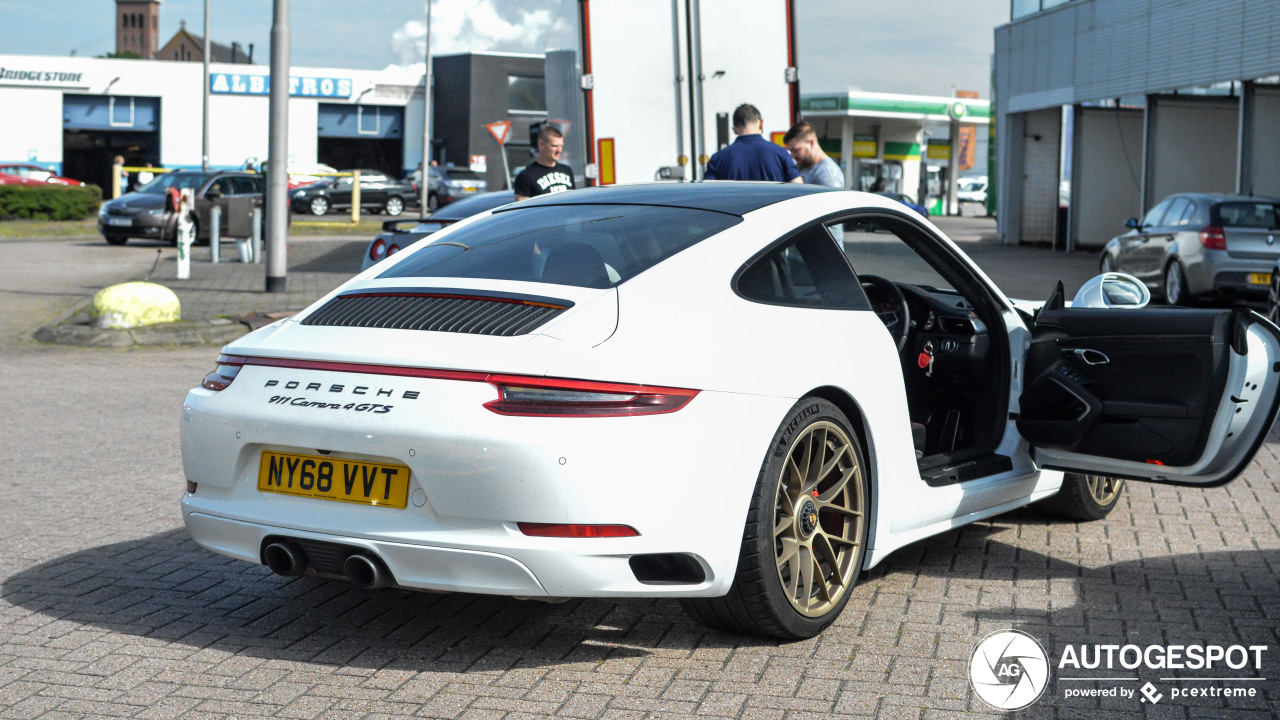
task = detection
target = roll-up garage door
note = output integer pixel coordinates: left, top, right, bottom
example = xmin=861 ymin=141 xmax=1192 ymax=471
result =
xmin=316 ymin=104 xmax=405 ymax=178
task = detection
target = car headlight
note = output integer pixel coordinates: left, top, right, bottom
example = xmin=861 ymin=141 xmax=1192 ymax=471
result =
xmin=147 ymin=208 xmax=165 ymax=216
xmin=98 ymin=204 xmax=109 ymax=217
xmin=293 ymin=190 xmax=305 ymax=198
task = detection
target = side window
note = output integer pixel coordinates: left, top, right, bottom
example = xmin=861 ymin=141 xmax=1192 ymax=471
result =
xmin=1174 ymin=200 xmax=1197 ymax=226
xmin=835 ymin=216 xmax=955 ymax=292
xmin=737 ymin=226 xmax=865 ymax=309
xmin=1163 ymin=198 xmax=1191 ymax=227
xmin=1142 ymin=198 xmax=1173 ymax=228
xmin=229 ymin=177 xmax=258 ymax=195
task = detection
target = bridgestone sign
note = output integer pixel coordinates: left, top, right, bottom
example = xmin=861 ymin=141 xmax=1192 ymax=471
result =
xmin=0 ymin=68 xmax=84 ymax=83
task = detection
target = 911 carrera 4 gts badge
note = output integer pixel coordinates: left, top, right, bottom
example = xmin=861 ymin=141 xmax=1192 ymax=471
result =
xmin=267 ymin=395 xmax=394 ymax=413
xmin=263 ymin=379 xmax=420 ymax=414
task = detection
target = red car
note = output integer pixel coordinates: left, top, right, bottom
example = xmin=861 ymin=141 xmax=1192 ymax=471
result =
xmin=0 ymin=164 xmax=85 ymax=186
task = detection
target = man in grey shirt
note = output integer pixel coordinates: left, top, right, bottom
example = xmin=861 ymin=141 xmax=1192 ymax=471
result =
xmin=784 ymin=122 xmax=844 ymax=188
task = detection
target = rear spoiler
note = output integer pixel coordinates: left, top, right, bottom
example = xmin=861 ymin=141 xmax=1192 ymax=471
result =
xmin=382 ymin=218 xmax=427 ymax=234
xmin=381 ymin=218 xmax=457 ymax=234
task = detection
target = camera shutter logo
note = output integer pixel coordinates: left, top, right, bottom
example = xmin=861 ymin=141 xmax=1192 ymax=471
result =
xmin=969 ymin=630 xmax=1050 ymax=711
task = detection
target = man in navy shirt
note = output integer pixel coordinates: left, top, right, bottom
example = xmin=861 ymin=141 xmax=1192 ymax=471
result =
xmin=703 ymin=104 xmax=802 ymax=183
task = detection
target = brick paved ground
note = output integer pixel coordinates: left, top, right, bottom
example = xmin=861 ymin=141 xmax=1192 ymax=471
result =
xmin=1 ymin=219 xmax=1277 ymax=719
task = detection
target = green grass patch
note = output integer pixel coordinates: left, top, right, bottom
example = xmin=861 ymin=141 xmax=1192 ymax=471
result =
xmin=0 ymin=217 xmax=98 ymax=240
xmin=289 ymin=218 xmax=387 ymax=235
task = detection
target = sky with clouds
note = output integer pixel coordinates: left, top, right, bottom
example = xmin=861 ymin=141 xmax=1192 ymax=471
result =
xmin=0 ymin=0 xmax=1010 ymax=98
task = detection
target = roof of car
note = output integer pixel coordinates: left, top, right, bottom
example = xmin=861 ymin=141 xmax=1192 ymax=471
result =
xmin=504 ymin=181 xmax=838 ymax=216
xmin=1169 ymin=192 xmax=1280 ymax=204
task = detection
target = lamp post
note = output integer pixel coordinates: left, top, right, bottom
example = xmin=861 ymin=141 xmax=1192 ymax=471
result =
xmin=202 ymin=0 xmax=210 ymax=171
xmin=419 ymin=1 xmax=433 ymax=215
xmin=265 ymin=0 xmax=290 ymax=292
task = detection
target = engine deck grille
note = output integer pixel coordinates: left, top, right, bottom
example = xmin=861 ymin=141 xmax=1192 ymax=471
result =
xmin=302 ymin=291 xmax=569 ymax=336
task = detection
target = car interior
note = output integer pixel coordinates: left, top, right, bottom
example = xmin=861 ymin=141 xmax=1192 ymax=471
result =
xmin=735 ymin=212 xmax=1012 ymax=481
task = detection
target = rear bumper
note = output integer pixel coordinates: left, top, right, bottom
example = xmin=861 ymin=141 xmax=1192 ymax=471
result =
xmin=1186 ymin=252 xmax=1274 ymax=297
xmin=179 ymin=364 xmax=793 ymax=598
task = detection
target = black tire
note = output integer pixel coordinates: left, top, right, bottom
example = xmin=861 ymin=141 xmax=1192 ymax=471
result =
xmin=384 ymin=196 xmax=405 ymax=216
xmin=1164 ymin=259 xmax=1191 ymax=306
xmin=680 ymin=398 xmax=868 ymax=639
xmin=1040 ymin=473 xmax=1124 ymax=521
xmin=309 ymin=196 xmax=329 ymax=216
xmin=427 ymin=193 xmax=439 ymax=212
xmin=104 ymin=235 xmax=128 ymax=246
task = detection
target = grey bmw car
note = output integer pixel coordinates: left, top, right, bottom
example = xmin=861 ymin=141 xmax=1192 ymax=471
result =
xmin=1100 ymin=193 xmax=1280 ymax=305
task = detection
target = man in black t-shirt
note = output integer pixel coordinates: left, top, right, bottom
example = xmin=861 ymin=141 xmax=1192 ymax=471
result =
xmin=514 ymin=125 xmax=576 ymax=200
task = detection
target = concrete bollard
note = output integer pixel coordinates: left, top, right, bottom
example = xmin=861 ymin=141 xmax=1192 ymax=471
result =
xmin=209 ymin=205 xmax=221 ymax=263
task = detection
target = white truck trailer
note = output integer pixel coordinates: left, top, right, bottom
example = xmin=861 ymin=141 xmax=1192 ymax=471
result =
xmin=565 ymin=0 xmax=800 ymax=185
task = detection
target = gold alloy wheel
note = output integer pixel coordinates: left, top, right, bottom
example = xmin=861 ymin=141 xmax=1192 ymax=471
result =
xmin=1085 ymin=474 xmax=1124 ymax=506
xmin=773 ymin=420 xmax=865 ymax=617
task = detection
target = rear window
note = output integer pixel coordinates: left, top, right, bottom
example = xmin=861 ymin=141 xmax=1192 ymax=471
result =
xmin=378 ymin=204 xmax=741 ymax=289
xmin=1214 ymin=202 xmax=1279 ymax=229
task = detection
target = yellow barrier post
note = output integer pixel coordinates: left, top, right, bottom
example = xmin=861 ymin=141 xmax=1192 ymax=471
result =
xmin=351 ymin=169 xmax=361 ymax=224
xmin=112 ymin=160 xmax=122 ymax=199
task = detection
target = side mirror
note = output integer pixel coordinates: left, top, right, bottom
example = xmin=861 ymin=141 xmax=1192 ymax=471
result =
xmin=1124 ymin=217 xmax=1141 ymax=230
xmin=1071 ymin=272 xmax=1151 ymax=309
xmin=205 ymin=190 xmax=222 ymax=200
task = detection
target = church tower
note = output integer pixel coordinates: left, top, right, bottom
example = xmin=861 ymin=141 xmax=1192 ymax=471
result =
xmin=115 ymin=0 xmax=161 ymax=59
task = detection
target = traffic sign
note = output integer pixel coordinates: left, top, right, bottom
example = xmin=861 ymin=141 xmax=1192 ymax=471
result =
xmin=486 ymin=121 xmax=511 ymax=145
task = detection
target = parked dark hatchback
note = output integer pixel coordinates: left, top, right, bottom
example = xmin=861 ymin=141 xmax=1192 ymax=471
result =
xmin=290 ymin=169 xmax=417 ymax=216
xmin=1100 ymin=193 xmax=1280 ymax=306
xmin=98 ymin=171 xmax=266 ymax=245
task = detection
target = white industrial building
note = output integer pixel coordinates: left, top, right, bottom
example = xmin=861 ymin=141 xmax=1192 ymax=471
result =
xmin=0 ymin=53 xmax=428 ymax=191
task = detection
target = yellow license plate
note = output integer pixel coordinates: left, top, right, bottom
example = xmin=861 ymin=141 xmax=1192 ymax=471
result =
xmin=257 ymin=451 xmax=410 ymax=509
xmin=1249 ymin=272 xmax=1271 ymax=285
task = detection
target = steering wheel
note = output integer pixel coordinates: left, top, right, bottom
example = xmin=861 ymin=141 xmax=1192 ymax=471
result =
xmin=859 ymin=275 xmax=911 ymax=352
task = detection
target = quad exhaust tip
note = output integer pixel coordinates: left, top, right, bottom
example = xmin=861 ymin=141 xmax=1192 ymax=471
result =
xmin=263 ymin=541 xmax=308 ymax=577
xmin=344 ymin=553 xmax=392 ymax=590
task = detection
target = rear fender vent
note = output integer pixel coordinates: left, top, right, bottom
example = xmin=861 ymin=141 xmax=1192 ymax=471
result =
xmin=302 ymin=290 xmax=571 ymax=336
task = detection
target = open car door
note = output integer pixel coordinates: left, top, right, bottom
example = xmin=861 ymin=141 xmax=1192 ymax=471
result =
xmin=1017 ymin=306 xmax=1280 ymax=486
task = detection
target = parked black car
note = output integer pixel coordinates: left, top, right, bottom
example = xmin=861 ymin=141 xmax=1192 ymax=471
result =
xmin=361 ymin=191 xmax=515 ymax=270
xmin=290 ymin=169 xmax=417 ymax=216
xmin=98 ymin=170 xmax=267 ymax=246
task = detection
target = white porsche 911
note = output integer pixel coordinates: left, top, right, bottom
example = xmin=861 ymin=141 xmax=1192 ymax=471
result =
xmin=181 ymin=183 xmax=1280 ymax=639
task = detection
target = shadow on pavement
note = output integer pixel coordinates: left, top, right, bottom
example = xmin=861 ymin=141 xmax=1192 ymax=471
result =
xmin=1 ymin=530 xmax=785 ymax=671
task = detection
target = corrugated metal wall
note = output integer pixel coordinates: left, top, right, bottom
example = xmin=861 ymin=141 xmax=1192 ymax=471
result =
xmin=997 ymin=0 xmax=1280 ymax=113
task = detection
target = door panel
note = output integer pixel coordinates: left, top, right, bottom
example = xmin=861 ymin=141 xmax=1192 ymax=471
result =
xmin=1018 ymin=307 xmax=1280 ymax=486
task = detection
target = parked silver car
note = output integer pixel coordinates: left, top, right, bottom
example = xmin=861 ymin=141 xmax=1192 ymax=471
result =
xmin=1099 ymin=193 xmax=1280 ymax=305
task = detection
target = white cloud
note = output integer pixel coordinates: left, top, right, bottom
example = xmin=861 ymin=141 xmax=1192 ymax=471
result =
xmin=390 ymin=0 xmax=575 ymax=65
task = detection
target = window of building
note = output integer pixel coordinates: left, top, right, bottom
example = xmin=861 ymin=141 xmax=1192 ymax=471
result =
xmin=507 ymin=76 xmax=546 ymax=114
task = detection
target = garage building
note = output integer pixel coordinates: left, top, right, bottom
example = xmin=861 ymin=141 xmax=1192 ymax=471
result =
xmin=994 ymin=0 xmax=1280 ymax=249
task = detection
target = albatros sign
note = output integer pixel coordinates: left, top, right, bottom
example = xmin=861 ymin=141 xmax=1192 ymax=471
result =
xmin=210 ymin=73 xmax=353 ymax=98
